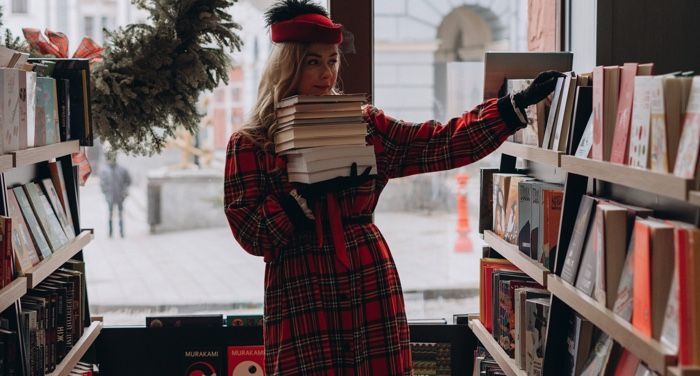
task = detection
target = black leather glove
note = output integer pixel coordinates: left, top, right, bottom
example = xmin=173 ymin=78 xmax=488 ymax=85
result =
xmin=513 ymin=70 xmax=566 ymax=110
xmin=296 ymin=163 xmax=375 ymax=201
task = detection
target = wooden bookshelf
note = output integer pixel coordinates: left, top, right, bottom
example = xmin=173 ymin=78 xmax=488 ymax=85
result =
xmin=483 ymin=230 xmax=549 ymax=286
xmin=48 ymin=321 xmax=103 ymax=376
xmin=497 ymin=141 xmax=562 ymax=167
xmin=0 ymin=277 xmax=28 ymax=313
xmin=469 ymin=319 xmax=526 ymax=376
xmin=560 ymin=155 xmax=693 ymax=202
xmin=12 ymin=140 xmax=80 ymax=168
xmin=25 ymin=231 xmax=93 ymax=289
xmin=547 ymin=275 xmax=676 ymax=374
xmin=0 ymin=154 xmax=12 ymax=173
xmin=669 ymin=367 xmax=700 ymax=376
xmin=690 ymin=191 xmax=700 ymax=206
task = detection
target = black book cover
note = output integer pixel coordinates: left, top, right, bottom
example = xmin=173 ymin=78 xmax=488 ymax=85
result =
xmin=567 ymin=86 xmax=593 ymax=155
xmin=183 ymin=347 xmax=222 ymax=376
xmin=56 ymin=78 xmax=71 ymax=142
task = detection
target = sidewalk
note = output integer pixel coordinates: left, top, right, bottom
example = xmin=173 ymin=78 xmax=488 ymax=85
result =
xmin=81 ymin=175 xmax=484 ymax=325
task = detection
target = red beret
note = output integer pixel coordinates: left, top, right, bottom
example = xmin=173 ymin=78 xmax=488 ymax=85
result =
xmin=271 ymin=13 xmax=343 ymax=44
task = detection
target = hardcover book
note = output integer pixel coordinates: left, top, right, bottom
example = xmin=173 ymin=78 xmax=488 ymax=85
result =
xmin=0 ymin=68 xmax=21 ymax=154
xmin=627 ymin=76 xmax=654 ymax=168
xmin=228 ymin=345 xmax=265 ymax=376
xmin=561 ymin=196 xmax=597 ymax=284
xmin=673 ymin=76 xmax=700 ymax=179
xmin=24 ymin=183 xmax=69 ymax=251
xmin=183 ymin=348 xmax=221 ymax=376
xmin=10 ymin=187 xmax=52 ymax=260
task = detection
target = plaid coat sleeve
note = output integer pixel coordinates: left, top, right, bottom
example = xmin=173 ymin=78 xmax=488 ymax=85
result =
xmin=224 ymin=132 xmax=297 ymax=262
xmin=365 ymin=97 xmax=519 ymax=179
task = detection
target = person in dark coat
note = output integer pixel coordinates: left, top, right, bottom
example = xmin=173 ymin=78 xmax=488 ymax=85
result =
xmin=100 ymin=154 xmax=132 ymax=238
xmin=224 ymin=1 xmax=562 ymax=374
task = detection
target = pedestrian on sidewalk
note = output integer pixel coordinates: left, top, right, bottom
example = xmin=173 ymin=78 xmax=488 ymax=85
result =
xmin=224 ymin=1 xmax=563 ymax=374
xmin=100 ymin=152 xmax=132 ymax=238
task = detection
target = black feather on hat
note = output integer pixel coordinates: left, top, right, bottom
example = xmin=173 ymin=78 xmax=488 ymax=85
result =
xmin=264 ymin=0 xmax=329 ymax=27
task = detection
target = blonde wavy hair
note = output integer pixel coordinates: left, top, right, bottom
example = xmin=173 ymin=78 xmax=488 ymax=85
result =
xmin=239 ymin=43 xmax=341 ymax=152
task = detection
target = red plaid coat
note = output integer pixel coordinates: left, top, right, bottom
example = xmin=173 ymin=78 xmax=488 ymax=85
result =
xmin=224 ymin=98 xmax=517 ymax=375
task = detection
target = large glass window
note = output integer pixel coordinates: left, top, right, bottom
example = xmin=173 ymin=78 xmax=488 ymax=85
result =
xmin=372 ymin=0 xmax=528 ymax=320
xmin=11 ymin=0 xmax=27 ymax=14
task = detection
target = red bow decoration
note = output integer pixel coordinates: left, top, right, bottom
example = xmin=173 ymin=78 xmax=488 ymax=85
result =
xmin=22 ymin=28 xmax=105 ymax=186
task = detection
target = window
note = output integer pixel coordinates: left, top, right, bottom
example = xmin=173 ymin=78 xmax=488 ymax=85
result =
xmin=84 ymin=16 xmax=95 ymax=38
xmin=372 ymin=0 xmax=528 ymax=320
xmin=12 ymin=0 xmax=27 ymax=14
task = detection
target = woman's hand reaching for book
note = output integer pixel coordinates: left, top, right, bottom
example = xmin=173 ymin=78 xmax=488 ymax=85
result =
xmin=296 ymin=163 xmax=375 ymax=200
xmin=513 ymin=70 xmax=565 ymax=110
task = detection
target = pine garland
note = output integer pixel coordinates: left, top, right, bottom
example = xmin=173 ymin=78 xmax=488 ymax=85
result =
xmin=0 ymin=6 xmax=28 ymax=51
xmin=92 ymin=0 xmax=242 ymax=155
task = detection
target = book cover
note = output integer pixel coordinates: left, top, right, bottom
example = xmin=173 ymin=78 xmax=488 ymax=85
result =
xmin=5 ymin=189 xmax=40 ymax=269
xmin=479 ymin=168 xmax=498 ymax=234
xmin=0 ymin=217 xmax=12 ymax=286
xmin=228 ymin=345 xmax=265 ymax=376
xmin=660 ymin=272 xmax=679 ymax=355
xmin=529 ymin=182 xmax=541 ymax=260
xmin=518 ymin=180 xmax=533 ymax=256
xmin=277 ymin=93 xmax=367 ymax=108
xmin=541 ymin=188 xmax=563 ymax=271
xmin=183 ymin=348 xmax=222 ymax=376
xmin=610 ymin=63 xmax=639 ymax=164
xmin=0 ymin=68 xmax=21 ymax=154
xmin=492 ymin=270 xmax=528 ymax=339
xmin=593 ymin=204 xmax=628 ymax=309
xmin=665 ymin=77 xmax=693 ymax=172
xmin=552 ymin=73 xmax=577 ymax=152
xmin=542 ymin=77 xmax=566 ymax=149
xmin=19 ymin=70 xmax=37 ymax=149
xmin=225 ymin=315 xmax=263 ymax=327
xmin=480 ymin=258 xmax=519 ymax=332
xmin=275 ymin=100 xmax=362 ymax=117
xmin=498 ymin=279 xmax=541 ymax=357
xmin=592 ymin=66 xmax=620 ymax=161
xmin=534 ymin=183 xmax=562 ymax=264
xmin=275 ymin=134 xmax=367 ymax=154
xmin=56 ymin=78 xmax=70 ymax=142
xmin=574 ymin=115 xmax=594 ymax=158
xmin=504 ymin=176 xmax=534 ymax=244
xmin=575 ymin=206 xmax=603 ymax=297
xmin=35 ymin=77 xmax=60 ymax=145
xmin=48 ymin=160 xmax=75 ymax=231
xmin=23 ymin=183 xmax=69 ymax=251
xmin=612 ymin=351 xmax=640 ymax=376
xmin=568 ymin=86 xmax=594 ymax=156
xmin=561 ymin=196 xmax=597 ymax=284
xmin=525 ymin=298 xmax=550 ymax=376
xmin=627 ymin=76 xmax=654 ymax=168
xmin=492 ymin=174 xmax=510 ymax=237
xmin=565 ymin=314 xmax=594 ymax=376
xmin=612 ymin=241 xmax=635 ymax=322
xmin=40 ymin=178 xmax=76 ymax=238
xmin=10 ymin=187 xmax=52 ymax=260
xmin=507 ymin=79 xmax=541 ymax=146
xmin=632 ymin=219 xmax=675 ymax=339
xmin=673 ymin=76 xmax=700 ymax=179
xmin=514 ymin=287 xmax=549 ymax=369
xmin=649 ymin=76 xmax=669 ymax=172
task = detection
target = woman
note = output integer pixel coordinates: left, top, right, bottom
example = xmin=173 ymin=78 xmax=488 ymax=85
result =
xmin=224 ymin=1 xmax=561 ymax=374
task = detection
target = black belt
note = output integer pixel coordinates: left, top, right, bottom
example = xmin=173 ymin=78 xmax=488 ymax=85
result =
xmin=343 ymin=215 xmax=374 ymax=225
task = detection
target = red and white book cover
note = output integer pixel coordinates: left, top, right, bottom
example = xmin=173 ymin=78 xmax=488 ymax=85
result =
xmin=592 ymin=66 xmax=605 ymax=160
xmin=673 ymin=77 xmax=700 ymax=179
xmin=228 ymin=345 xmax=265 ymax=376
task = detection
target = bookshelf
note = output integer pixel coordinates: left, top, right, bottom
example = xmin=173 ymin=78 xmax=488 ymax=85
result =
xmin=483 ymin=230 xmax=549 ymax=286
xmin=0 ymin=277 xmax=28 ymax=313
xmin=469 ymin=319 xmax=527 ymax=376
xmin=560 ymin=155 xmax=694 ymax=202
xmin=24 ymin=231 xmax=94 ymax=288
xmin=690 ymin=191 xmax=700 ymax=206
xmin=12 ymin=140 xmax=80 ymax=168
xmin=497 ymin=141 xmax=562 ymax=167
xmin=547 ymin=275 xmax=675 ymax=374
xmin=0 ymin=154 xmax=12 ymax=173
xmin=47 ymin=321 xmax=103 ymax=376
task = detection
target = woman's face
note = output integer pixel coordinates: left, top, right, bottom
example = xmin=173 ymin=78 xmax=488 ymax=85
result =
xmin=296 ymin=43 xmax=339 ymax=96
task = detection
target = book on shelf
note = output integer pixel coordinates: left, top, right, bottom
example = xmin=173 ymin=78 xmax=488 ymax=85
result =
xmin=40 ymin=178 xmax=76 ymax=238
xmin=146 ymin=314 xmax=223 ymax=328
xmin=18 ymin=69 xmax=37 ymax=149
xmin=514 ymin=287 xmax=549 ymax=369
xmin=609 ymin=63 xmax=653 ymax=164
xmin=525 ymin=297 xmax=550 ymax=376
xmin=10 ymin=187 xmax=52 ymax=261
xmin=24 ymin=182 xmax=69 ymax=251
xmin=567 ymin=86 xmax=593 ymax=155
xmin=673 ymin=76 xmax=700 ymax=180
xmin=504 ymin=176 xmax=535 ymax=245
xmin=542 ymin=76 xmax=566 ymax=149
xmin=49 ymin=160 xmax=75 ymax=232
xmin=497 ymin=278 xmax=541 ymax=357
xmin=491 ymin=270 xmax=529 ymax=339
xmin=574 ymin=115 xmax=594 ymax=158
xmin=592 ymin=204 xmax=628 ymax=309
xmin=480 ymin=168 xmax=499 ymax=234
xmin=491 ymin=173 xmax=529 ymax=240
xmin=649 ymin=75 xmax=690 ymax=173
xmin=551 ymin=72 xmax=581 ymax=152
xmin=565 ymin=313 xmax=594 ymax=376
xmin=612 ymin=243 xmax=635 ymax=322
xmin=0 ymin=67 xmax=21 ymax=154
xmin=227 ymin=345 xmax=265 ymax=376
xmin=35 ymin=75 xmax=61 ymax=147
xmin=518 ymin=180 xmax=533 ymax=256
xmin=541 ymin=188 xmax=563 ymax=271
xmin=6 ymin=188 xmax=40 ymax=273
xmin=632 ymin=218 xmax=675 ymax=340
xmin=561 ymin=196 xmax=597 ymax=284
xmin=225 ymin=314 xmax=263 ymax=327
xmin=480 ymin=258 xmax=520 ymax=332
xmin=0 ymin=217 xmax=13 ymax=287
xmin=505 ymin=79 xmax=546 ymax=146
xmin=592 ymin=65 xmax=621 ymax=161
xmin=626 ymin=76 xmax=654 ymax=168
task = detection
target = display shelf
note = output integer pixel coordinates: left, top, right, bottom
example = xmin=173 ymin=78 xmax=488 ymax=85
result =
xmin=0 ymin=154 xmax=12 ymax=173
xmin=0 ymin=277 xmax=28 ymax=313
xmin=48 ymin=321 xmax=103 ymax=376
xmin=690 ymin=191 xmax=700 ymax=206
xmin=497 ymin=141 xmax=562 ymax=167
xmin=669 ymin=367 xmax=700 ymax=376
xmin=560 ymin=155 xmax=693 ymax=201
xmin=469 ymin=319 xmax=526 ymax=376
xmin=483 ymin=230 xmax=548 ymax=286
xmin=25 ymin=231 xmax=93 ymax=289
xmin=12 ymin=140 xmax=80 ymax=168
xmin=547 ymin=275 xmax=675 ymax=374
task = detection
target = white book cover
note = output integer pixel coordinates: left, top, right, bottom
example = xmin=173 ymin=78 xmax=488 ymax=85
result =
xmin=575 ymin=115 xmax=594 ymax=158
xmin=18 ymin=70 xmax=37 ymax=149
xmin=627 ymin=76 xmax=654 ymax=168
xmin=673 ymin=76 xmax=700 ymax=178
xmin=0 ymin=68 xmax=21 ymax=153
xmin=649 ymin=77 xmax=669 ymax=172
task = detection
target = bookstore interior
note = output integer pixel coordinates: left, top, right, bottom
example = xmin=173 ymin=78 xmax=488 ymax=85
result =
xmin=1 ymin=0 xmax=700 ymax=375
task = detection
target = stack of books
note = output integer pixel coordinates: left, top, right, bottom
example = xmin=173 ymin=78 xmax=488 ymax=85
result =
xmin=274 ymin=94 xmax=376 ymax=183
